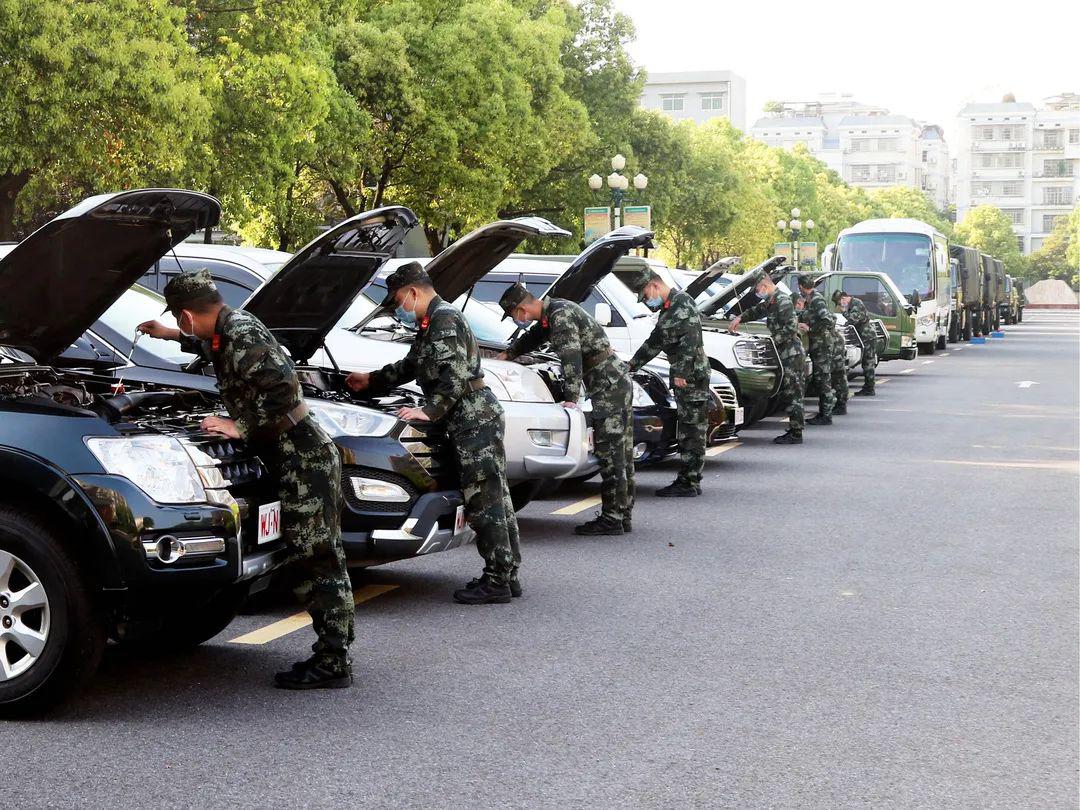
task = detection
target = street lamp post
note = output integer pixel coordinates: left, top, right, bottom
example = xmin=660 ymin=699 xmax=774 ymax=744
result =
xmin=777 ymin=207 xmax=815 ymax=269
xmin=588 ymin=154 xmax=647 ymax=231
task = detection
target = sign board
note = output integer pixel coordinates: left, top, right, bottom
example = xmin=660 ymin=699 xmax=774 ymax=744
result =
xmin=583 ymin=207 xmax=611 ymax=245
xmin=773 ymin=241 xmax=818 ymax=268
xmin=622 ymin=205 xmax=652 ymax=231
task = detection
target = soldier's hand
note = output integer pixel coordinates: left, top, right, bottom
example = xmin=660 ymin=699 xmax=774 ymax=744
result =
xmin=562 ymin=401 xmax=579 ymax=410
xmin=345 ymin=371 xmax=371 ymax=392
xmin=494 ymin=351 xmax=509 ymax=361
xmin=396 ymin=406 xmax=430 ymax=422
xmin=137 ymin=320 xmax=179 ymax=341
xmin=798 ymin=323 xmax=809 ymax=332
xmin=794 ymin=299 xmax=805 ymax=311
xmin=673 ymin=377 xmax=687 ymax=389
xmin=201 ymin=415 xmax=240 ymax=439
xmin=730 ymin=316 xmax=742 ymax=330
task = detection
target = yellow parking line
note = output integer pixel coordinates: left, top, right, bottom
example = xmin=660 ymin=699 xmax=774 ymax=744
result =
xmin=229 ymin=584 xmax=398 ymax=645
xmin=707 ymin=441 xmax=742 ymax=457
xmin=932 ymin=460 xmax=1079 ymax=473
xmin=551 ymin=495 xmax=603 ymax=515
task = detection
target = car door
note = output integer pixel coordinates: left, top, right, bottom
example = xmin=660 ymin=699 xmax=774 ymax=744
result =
xmin=836 ymin=274 xmax=899 ymax=357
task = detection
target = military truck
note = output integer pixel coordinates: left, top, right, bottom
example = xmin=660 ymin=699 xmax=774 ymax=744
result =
xmin=948 ymin=244 xmax=985 ymax=340
xmin=1013 ymin=278 xmax=1025 ymax=323
xmin=979 ymin=253 xmax=996 ymax=334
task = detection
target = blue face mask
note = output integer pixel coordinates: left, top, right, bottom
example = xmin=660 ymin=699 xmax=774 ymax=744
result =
xmin=644 ymin=296 xmax=663 ymax=311
xmin=512 ymin=317 xmax=531 ymax=330
xmin=395 ymin=291 xmax=417 ymax=326
xmin=755 ymin=291 xmax=767 ymax=301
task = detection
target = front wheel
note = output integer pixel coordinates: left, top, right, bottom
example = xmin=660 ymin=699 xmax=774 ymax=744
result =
xmin=117 ymin=586 xmax=247 ymax=654
xmin=936 ymin=333 xmax=947 ymax=350
xmin=0 ymin=508 xmax=105 ymax=717
xmin=962 ymin=315 xmax=972 ymax=341
xmin=509 ymin=480 xmax=543 ymax=512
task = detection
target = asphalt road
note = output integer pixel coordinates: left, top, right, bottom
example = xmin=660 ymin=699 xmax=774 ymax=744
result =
xmin=6 ymin=311 xmax=1078 ymax=808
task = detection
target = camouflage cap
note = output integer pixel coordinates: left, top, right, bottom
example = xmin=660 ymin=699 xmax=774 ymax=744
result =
xmin=162 ymin=268 xmax=219 ymax=314
xmin=498 ymin=282 xmax=533 ymax=320
xmin=797 ymin=273 xmax=816 ymax=289
xmin=379 ymin=261 xmax=431 ymax=308
xmin=625 ymin=267 xmax=661 ymax=300
xmin=749 ymin=269 xmax=767 ymax=286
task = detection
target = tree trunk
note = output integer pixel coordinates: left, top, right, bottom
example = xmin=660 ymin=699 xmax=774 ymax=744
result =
xmin=327 ymin=177 xmax=357 ymax=219
xmin=0 ymin=170 xmax=32 ymax=242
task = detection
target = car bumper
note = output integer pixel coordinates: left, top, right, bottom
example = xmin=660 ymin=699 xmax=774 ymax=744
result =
xmin=502 ymin=401 xmax=594 ymax=482
xmin=340 ymin=489 xmax=474 ymax=565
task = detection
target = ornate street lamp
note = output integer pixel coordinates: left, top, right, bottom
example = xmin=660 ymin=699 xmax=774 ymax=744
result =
xmin=777 ymin=208 xmax=815 ymax=269
xmin=589 ymin=154 xmax=646 ymax=230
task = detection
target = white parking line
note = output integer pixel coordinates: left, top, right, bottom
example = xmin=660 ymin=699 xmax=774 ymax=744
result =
xmin=900 ymin=368 xmax=915 ymax=374
xmin=939 ymin=352 xmax=950 ymax=357
xmin=922 ymin=360 xmax=934 ymax=365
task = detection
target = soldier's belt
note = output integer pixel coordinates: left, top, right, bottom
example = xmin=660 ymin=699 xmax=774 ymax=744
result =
xmin=583 ymin=347 xmax=614 ymax=372
xmin=270 ymin=402 xmax=310 ymax=437
xmin=467 ymin=377 xmax=487 ymax=392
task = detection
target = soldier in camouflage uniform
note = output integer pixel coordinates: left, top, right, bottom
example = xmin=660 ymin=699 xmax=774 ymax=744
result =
xmin=795 ymin=275 xmax=836 ymax=425
xmin=731 ymin=271 xmax=806 ymax=444
xmin=139 ymin=269 xmax=354 ymax=690
xmin=834 ymin=290 xmax=877 ymax=396
xmin=499 ymin=283 xmax=634 ymax=535
xmin=346 ymin=263 xmax=520 ymax=605
xmin=830 ymin=318 xmax=849 ymax=415
xmin=624 ymin=268 xmax=710 ymax=497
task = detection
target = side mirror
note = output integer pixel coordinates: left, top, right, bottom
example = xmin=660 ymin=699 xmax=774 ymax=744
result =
xmin=910 ymin=290 xmax=922 ymax=308
xmin=594 ymin=302 xmax=612 ymax=327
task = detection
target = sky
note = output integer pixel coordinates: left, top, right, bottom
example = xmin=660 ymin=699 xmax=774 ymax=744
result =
xmin=612 ymin=0 xmax=1080 ymax=142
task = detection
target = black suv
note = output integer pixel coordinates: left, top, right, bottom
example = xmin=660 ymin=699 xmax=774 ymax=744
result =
xmin=0 ymin=190 xmax=296 ymax=714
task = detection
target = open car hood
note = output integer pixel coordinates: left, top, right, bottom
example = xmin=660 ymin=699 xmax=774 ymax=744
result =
xmin=426 ymin=217 xmax=570 ymax=303
xmin=699 ymin=256 xmax=789 ymax=318
xmin=243 ymin=206 xmax=419 ymax=364
xmin=542 ymin=226 xmax=655 ymax=303
xmin=682 ymin=256 xmax=741 ymax=300
xmin=0 ymin=189 xmax=220 ymax=363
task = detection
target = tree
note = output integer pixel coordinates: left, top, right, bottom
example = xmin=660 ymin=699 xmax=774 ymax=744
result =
xmin=1027 ymin=205 xmax=1080 ymax=288
xmin=869 ymin=186 xmax=952 ymax=237
xmin=954 ymin=205 xmax=1025 ymax=276
xmin=0 ymin=0 xmax=209 ymax=239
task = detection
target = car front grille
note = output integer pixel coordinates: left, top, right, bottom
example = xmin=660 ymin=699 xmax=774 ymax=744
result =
xmin=398 ymin=422 xmax=451 ymax=481
xmin=184 ymin=436 xmax=267 ymax=491
xmin=340 ymin=466 xmax=417 ymax=514
xmin=843 ymin=323 xmax=860 ymax=347
xmin=734 ymin=337 xmax=780 ymax=368
xmin=711 ymin=384 xmax=738 ymax=410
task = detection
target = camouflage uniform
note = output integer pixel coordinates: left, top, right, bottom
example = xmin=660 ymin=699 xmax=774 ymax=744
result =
xmin=844 ymin=296 xmax=877 ymax=392
xmin=368 ymin=295 xmax=519 ymax=586
xmin=627 ymin=285 xmax=711 ymax=488
xmin=170 ymin=272 xmax=354 ymax=675
xmin=831 ymin=321 xmax=849 ymax=411
xmin=740 ymin=287 xmax=806 ymax=436
xmin=797 ymin=290 xmax=836 ymax=418
xmin=507 ymin=297 xmax=634 ymax=523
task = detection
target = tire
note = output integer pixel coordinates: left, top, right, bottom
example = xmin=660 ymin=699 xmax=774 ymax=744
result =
xmin=936 ymin=333 xmax=947 ymax=350
xmin=962 ymin=314 xmax=972 ymax=341
xmin=0 ymin=507 xmax=105 ymax=717
xmin=118 ymin=585 xmax=246 ymax=654
xmin=509 ymin=480 xmax=543 ymax=512
xmin=918 ymin=341 xmax=935 ymax=355
xmin=1018 ymin=308 xmax=1023 ymax=323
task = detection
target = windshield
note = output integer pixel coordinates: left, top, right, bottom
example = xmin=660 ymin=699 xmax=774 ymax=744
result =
xmin=836 ymin=233 xmax=934 ymax=301
xmin=100 ymin=286 xmax=194 ymax=365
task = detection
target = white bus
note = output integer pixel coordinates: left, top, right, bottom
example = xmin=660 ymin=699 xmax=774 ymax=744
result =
xmin=827 ymin=218 xmax=951 ymax=354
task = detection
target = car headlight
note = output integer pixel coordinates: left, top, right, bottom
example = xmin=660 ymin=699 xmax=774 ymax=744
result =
xmin=483 ymin=364 xmax=554 ymax=403
xmin=86 ymin=436 xmax=207 ymax=504
xmin=733 ymin=339 xmax=774 ymax=367
xmin=632 ymin=381 xmax=654 ymax=408
xmin=918 ymin=315 xmax=935 ymax=326
xmin=308 ymin=400 xmax=396 ymax=437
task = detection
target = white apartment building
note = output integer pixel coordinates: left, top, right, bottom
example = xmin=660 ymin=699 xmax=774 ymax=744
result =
xmin=750 ymin=95 xmax=940 ymax=203
xmin=919 ymin=125 xmax=952 ymax=210
xmin=639 ymin=70 xmax=747 ymax=131
xmin=955 ymin=94 xmax=1080 ymax=254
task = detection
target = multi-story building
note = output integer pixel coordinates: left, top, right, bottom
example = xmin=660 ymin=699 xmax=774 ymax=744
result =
xmin=955 ymin=94 xmax=1080 ymax=254
xmin=639 ymin=70 xmax=747 ymax=131
xmin=919 ymin=125 xmax=952 ymax=210
xmin=750 ymin=95 xmax=941 ymax=204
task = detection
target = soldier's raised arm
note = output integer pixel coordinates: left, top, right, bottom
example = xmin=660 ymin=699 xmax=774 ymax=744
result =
xmin=368 ymin=341 xmax=420 ymax=397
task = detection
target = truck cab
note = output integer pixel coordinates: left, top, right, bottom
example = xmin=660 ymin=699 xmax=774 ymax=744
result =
xmin=828 ymin=218 xmax=950 ymax=354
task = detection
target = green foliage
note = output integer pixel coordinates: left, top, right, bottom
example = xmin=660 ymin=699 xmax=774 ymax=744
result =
xmin=954 ymin=205 xmax=1025 ymax=276
xmin=1027 ymin=205 xmax=1080 ymax=288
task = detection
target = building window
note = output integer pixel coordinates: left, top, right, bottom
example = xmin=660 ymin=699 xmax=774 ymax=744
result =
xmin=660 ymin=94 xmax=684 ymax=112
xmin=971 ymin=181 xmax=992 ymax=196
xmin=700 ymin=92 xmax=727 ymax=112
xmin=1070 ymin=129 xmax=1079 ymax=144
xmin=981 ymin=126 xmax=995 ymax=140
xmin=1002 ymin=208 xmax=1025 ymax=225
xmin=1043 ymin=186 xmax=1073 ymax=205
xmin=1043 ymin=214 xmax=1065 ymax=232
xmin=1037 ymin=130 xmax=1063 ymax=148
xmin=1001 ymin=182 xmax=1022 ymax=196
xmin=1042 ymin=159 xmax=1075 ymax=177
xmin=877 ymin=138 xmax=898 ymax=151
xmin=851 ymin=165 xmax=871 ymax=182
xmin=999 ymin=126 xmax=1012 ymax=140
xmin=874 ymin=164 xmax=896 ymax=183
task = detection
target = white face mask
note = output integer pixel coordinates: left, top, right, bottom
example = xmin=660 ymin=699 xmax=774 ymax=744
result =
xmin=178 ymin=310 xmax=197 ymax=339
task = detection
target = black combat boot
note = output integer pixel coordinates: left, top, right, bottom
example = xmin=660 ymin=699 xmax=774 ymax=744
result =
xmin=274 ymin=657 xmax=352 ymax=690
xmin=453 ymin=578 xmax=512 ymax=604
xmin=854 ymin=387 xmax=876 ymax=397
xmin=807 ymin=414 xmax=833 ymax=425
xmin=622 ymin=518 xmax=632 ymax=533
xmin=467 ymin=573 xmax=522 ymax=598
xmin=773 ymin=430 xmax=803 ymax=445
xmin=833 ymin=402 xmax=848 ymax=415
xmin=574 ymin=513 xmax=624 ymax=535
xmin=655 ymin=480 xmax=699 ymax=497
